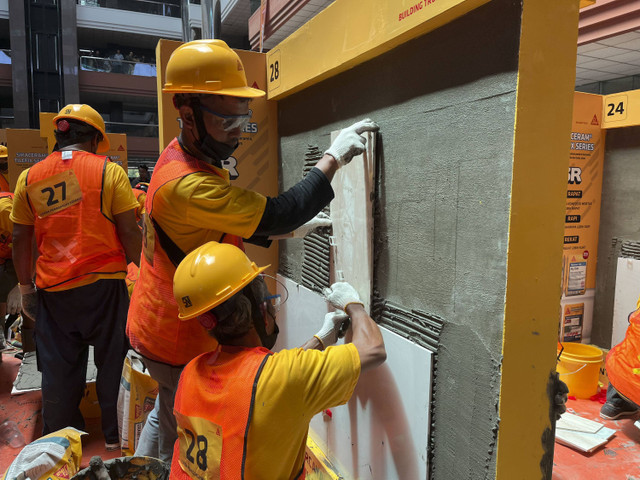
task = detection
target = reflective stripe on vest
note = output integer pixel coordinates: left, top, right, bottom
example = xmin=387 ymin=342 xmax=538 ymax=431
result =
xmin=127 ymin=138 xmax=243 ymax=365
xmin=26 ymin=151 xmax=127 ymax=290
xmin=0 ymin=192 xmax=13 ymax=263
xmin=606 ymin=307 xmax=640 ymax=404
xmin=170 ymin=346 xmax=271 ymax=480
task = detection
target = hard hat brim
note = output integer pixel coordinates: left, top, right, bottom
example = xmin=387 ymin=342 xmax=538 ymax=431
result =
xmin=163 ymin=85 xmax=266 ymax=99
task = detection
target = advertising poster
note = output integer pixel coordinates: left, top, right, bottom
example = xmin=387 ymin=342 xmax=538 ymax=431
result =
xmin=560 ymin=92 xmax=605 ymax=342
xmin=6 ymin=129 xmax=48 ymax=191
xmin=156 ymin=39 xmax=279 ymax=277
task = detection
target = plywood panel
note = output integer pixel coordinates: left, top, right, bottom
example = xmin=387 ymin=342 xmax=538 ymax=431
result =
xmin=329 ymin=130 xmax=375 ymax=311
xmin=275 ymin=276 xmax=431 ymax=479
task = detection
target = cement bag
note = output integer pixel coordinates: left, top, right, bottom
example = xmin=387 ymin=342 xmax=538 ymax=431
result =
xmin=118 ymin=351 xmax=158 ymax=456
xmin=1 ymin=427 xmax=85 ymax=480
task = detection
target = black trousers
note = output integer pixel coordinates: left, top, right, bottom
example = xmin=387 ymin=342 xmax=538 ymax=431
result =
xmin=36 ymin=278 xmax=130 ymax=443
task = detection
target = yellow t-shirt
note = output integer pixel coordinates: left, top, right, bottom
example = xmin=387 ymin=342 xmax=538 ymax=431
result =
xmin=10 ymin=160 xmax=138 ymax=290
xmin=149 ymin=166 xmax=266 ymax=254
xmin=245 ymin=344 xmax=361 ymax=479
xmin=0 ymin=196 xmax=12 ymax=240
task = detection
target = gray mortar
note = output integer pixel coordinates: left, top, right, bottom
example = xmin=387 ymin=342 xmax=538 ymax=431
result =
xmin=593 ymin=126 xmax=640 ymax=347
xmin=278 ymin=0 xmax=520 ymax=477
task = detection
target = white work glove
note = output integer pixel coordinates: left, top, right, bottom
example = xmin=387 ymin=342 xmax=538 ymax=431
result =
xmin=325 ymin=118 xmax=379 ymax=167
xmin=323 ymin=282 xmax=364 ymax=311
xmin=292 ymin=212 xmax=332 ymax=238
xmin=314 ymin=312 xmax=350 ymax=348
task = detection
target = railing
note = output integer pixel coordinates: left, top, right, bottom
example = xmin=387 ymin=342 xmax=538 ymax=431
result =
xmin=0 ymin=116 xmax=14 ymax=129
xmin=77 ymin=0 xmax=182 ymax=18
xmin=0 ymin=50 xmax=11 ymax=65
xmin=105 ymin=121 xmax=159 ymax=138
xmin=80 ymin=56 xmax=157 ymax=77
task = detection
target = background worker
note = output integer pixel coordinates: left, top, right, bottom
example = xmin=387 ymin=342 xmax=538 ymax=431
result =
xmin=600 ymin=299 xmax=640 ymax=419
xmin=130 ymin=164 xmax=151 ymax=187
xmin=127 ymin=38 xmax=379 ymax=462
xmin=0 ymin=145 xmax=10 ymax=192
xmin=11 ymin=104 xmax=142 ymax=450
xmin=170 ymin=242 xmax=386 ymax=479
xmin=0 ymin=191 xmax=22 ymax=356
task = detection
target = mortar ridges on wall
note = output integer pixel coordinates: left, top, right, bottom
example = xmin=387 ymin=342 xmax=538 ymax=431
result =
xmin=620 ymin=239 xmax=640 ymax=260
xmin=301 ymin=144 xmax=331 ymax=294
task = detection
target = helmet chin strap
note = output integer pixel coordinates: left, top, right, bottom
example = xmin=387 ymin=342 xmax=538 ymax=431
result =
xmin=189 ymin=97 xmax=239 ymax=167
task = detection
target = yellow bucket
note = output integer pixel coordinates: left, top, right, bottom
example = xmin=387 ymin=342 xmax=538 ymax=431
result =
xmin=557 ymin=342 xmax=603 ymax=399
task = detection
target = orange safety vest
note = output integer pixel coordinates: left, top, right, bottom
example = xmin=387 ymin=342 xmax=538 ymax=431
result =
xmin=127 ymin=139 xmax=244 ymax=365
xmin=170 ymin=346 xmax=273 ymax=480
xmin=25 ymin=150 xmax=127 ymax=290
xmin=606 ymin=307 xmax=640 ymax=405
xmin=0 ymin=174 xmax=10 ymax=193
xmin=0 ymin=192 xmax=13 ymax=263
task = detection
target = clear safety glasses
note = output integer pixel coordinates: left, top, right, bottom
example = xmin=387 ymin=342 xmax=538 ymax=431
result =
xmin=199 ymin=105 xmax=252 ymax=132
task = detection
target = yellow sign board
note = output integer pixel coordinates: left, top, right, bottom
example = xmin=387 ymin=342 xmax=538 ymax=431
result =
xmin=601 ymin=89 xmax=640 ymax=129
xmin=266 ymin=0 xmax=489 ymax=99
xmin=5 ymin=129 xmax=49 ymax=191
xmin=155 ymin=39 xmax=279 ymax=277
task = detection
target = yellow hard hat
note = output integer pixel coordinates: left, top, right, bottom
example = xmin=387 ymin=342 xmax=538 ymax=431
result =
xmin=0 ymin=145 xmax=6 ymax=158
xmin=53 ymin=104 xmax=110 ymax=153
xmin=173 ymin=241 xmax=270 ymax=320
xmin=163 ymin=40 xmax=265 ymax=98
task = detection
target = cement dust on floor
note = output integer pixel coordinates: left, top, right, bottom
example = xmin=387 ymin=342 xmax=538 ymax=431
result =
xmin=553 ymin=397 xmax=640 ymax=479
xmin=0 ymin=351 xmax=120 ymax=473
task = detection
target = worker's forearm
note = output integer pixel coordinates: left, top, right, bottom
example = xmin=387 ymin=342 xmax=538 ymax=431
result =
xmin=301 ymin=336 xmax=324 ymax=351
xmin=120 ymin=227 xmax=142 ymax=267
xmin=12 ymin=224 xmax=35 ymax=286
xmin=346 ymin=303 xmax=386 ymax=371
xmin=313 ymin=154 xmax=340 ymax=182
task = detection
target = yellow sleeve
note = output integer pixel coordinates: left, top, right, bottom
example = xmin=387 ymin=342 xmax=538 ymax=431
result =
xmin=179 ymin=172 xmax=267 ymax=239
xmin=267 ymin=344 xmax=361 ymax=413
xmin=9 ymin=169 xmax=34 ymax=225
xmin=0 ymin=197 xmax=13 ymax=235
xmin=104 ymin=162 xmax=139 ymax=216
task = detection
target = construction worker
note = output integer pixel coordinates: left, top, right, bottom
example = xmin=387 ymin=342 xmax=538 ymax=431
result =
xmin=0 ymin=145 xmax=10 ymax=192
xmin=0 ymin=191 xmax=21 ymax=356
xmin=127 ymin=38 xmax=378 ymax=462
xmin=10 ymin=104 xmax=142 ymax=450
xmin=600 ymin=299 xmax=640 ymax=419
xmin=169 ymin=242 xmax=386 ymax=479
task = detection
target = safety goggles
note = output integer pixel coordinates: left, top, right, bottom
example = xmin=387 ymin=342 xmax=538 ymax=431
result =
xmin=199 ymin=105 xmax=252 ymax=131
xmin=263 ymin=294 xmax=282 ymax=314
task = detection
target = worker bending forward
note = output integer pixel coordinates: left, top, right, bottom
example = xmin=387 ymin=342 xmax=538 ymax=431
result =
xmin=127 ymin=38 xmax=378 ymax=461
xmin=169 ymin=242 xmax=386 ymax=479
xmin=11 ymin=104 xmax=142 ymax=449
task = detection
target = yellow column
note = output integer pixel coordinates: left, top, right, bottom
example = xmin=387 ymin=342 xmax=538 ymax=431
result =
xmin=496 ymin=0 xmax=581 ymax=478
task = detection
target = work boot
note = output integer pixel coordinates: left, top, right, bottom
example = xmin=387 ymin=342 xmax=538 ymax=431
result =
xmin=600 ymin=400 xmax=639 ymax=420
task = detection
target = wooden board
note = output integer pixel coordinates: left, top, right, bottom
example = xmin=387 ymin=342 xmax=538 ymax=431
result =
xmin=329 ymin=130 xmax=376 ymax=311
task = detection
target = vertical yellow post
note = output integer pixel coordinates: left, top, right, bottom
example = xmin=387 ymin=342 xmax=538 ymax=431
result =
xmin=496 ymin=0 xmax=580 ymax=478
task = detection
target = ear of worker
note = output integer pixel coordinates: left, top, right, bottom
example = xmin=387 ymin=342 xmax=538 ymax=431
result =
xmin=325 ymin=118 xmax=379 ymax=168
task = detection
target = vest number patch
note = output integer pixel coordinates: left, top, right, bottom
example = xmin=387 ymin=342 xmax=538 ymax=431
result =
xmin=176 ymin=411 xmax=222 ymax=480
xmin=26 ymin=170 xmax=83 ymax=218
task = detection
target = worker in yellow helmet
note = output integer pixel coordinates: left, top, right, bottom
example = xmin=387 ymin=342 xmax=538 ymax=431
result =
xmin=169 ymin=242 xmax=386 ymax=479
xmin=11 ymin=104 xmax=142 ymax=450
xmin=127 ymin=39 xmax=378 ymax=462
xmin=0 ymin=145 xmax=10 ymax=192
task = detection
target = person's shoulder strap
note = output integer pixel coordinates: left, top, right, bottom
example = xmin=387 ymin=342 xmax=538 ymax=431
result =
xmin=151 ymin=217 xmax=185 ymax=268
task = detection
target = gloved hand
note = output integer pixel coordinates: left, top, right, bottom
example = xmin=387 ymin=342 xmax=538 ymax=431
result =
xmin=323 ymin=282 xmax=364 ymax=311
xmin=292 ymin=212 xmax=332 ymax=238
xmin=314 ymin=312 xmax=350 ymax=348
xmin=325 ymin=118 xmax=379 ymax=168
xmin=21 ymin=291 xmax=38 ymax=325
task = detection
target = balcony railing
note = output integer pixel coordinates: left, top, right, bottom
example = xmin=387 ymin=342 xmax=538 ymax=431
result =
xmin=105 ymin=121 xmax=159 ymax=138
xmin=80 ymin=56 xmax=157 ymax=77
xmin=77 ymin=0 xmax=182 ymax=18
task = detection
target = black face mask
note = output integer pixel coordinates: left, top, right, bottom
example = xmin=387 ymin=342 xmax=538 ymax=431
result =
xmin=260 ymin=322 xmax=279 ymax=350
xmin=194 ymin=135 xmax=238 ymax=165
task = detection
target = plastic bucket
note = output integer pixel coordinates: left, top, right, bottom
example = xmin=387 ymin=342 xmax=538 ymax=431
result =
xmin=557 ymin=342 xmax=603 ymax=399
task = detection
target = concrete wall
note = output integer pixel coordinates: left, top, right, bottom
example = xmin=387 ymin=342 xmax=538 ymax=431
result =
xmin=593 ymin=125 xmax=640 ymax=348
xmin=277 ymin=0 xmax=521 ymax=477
